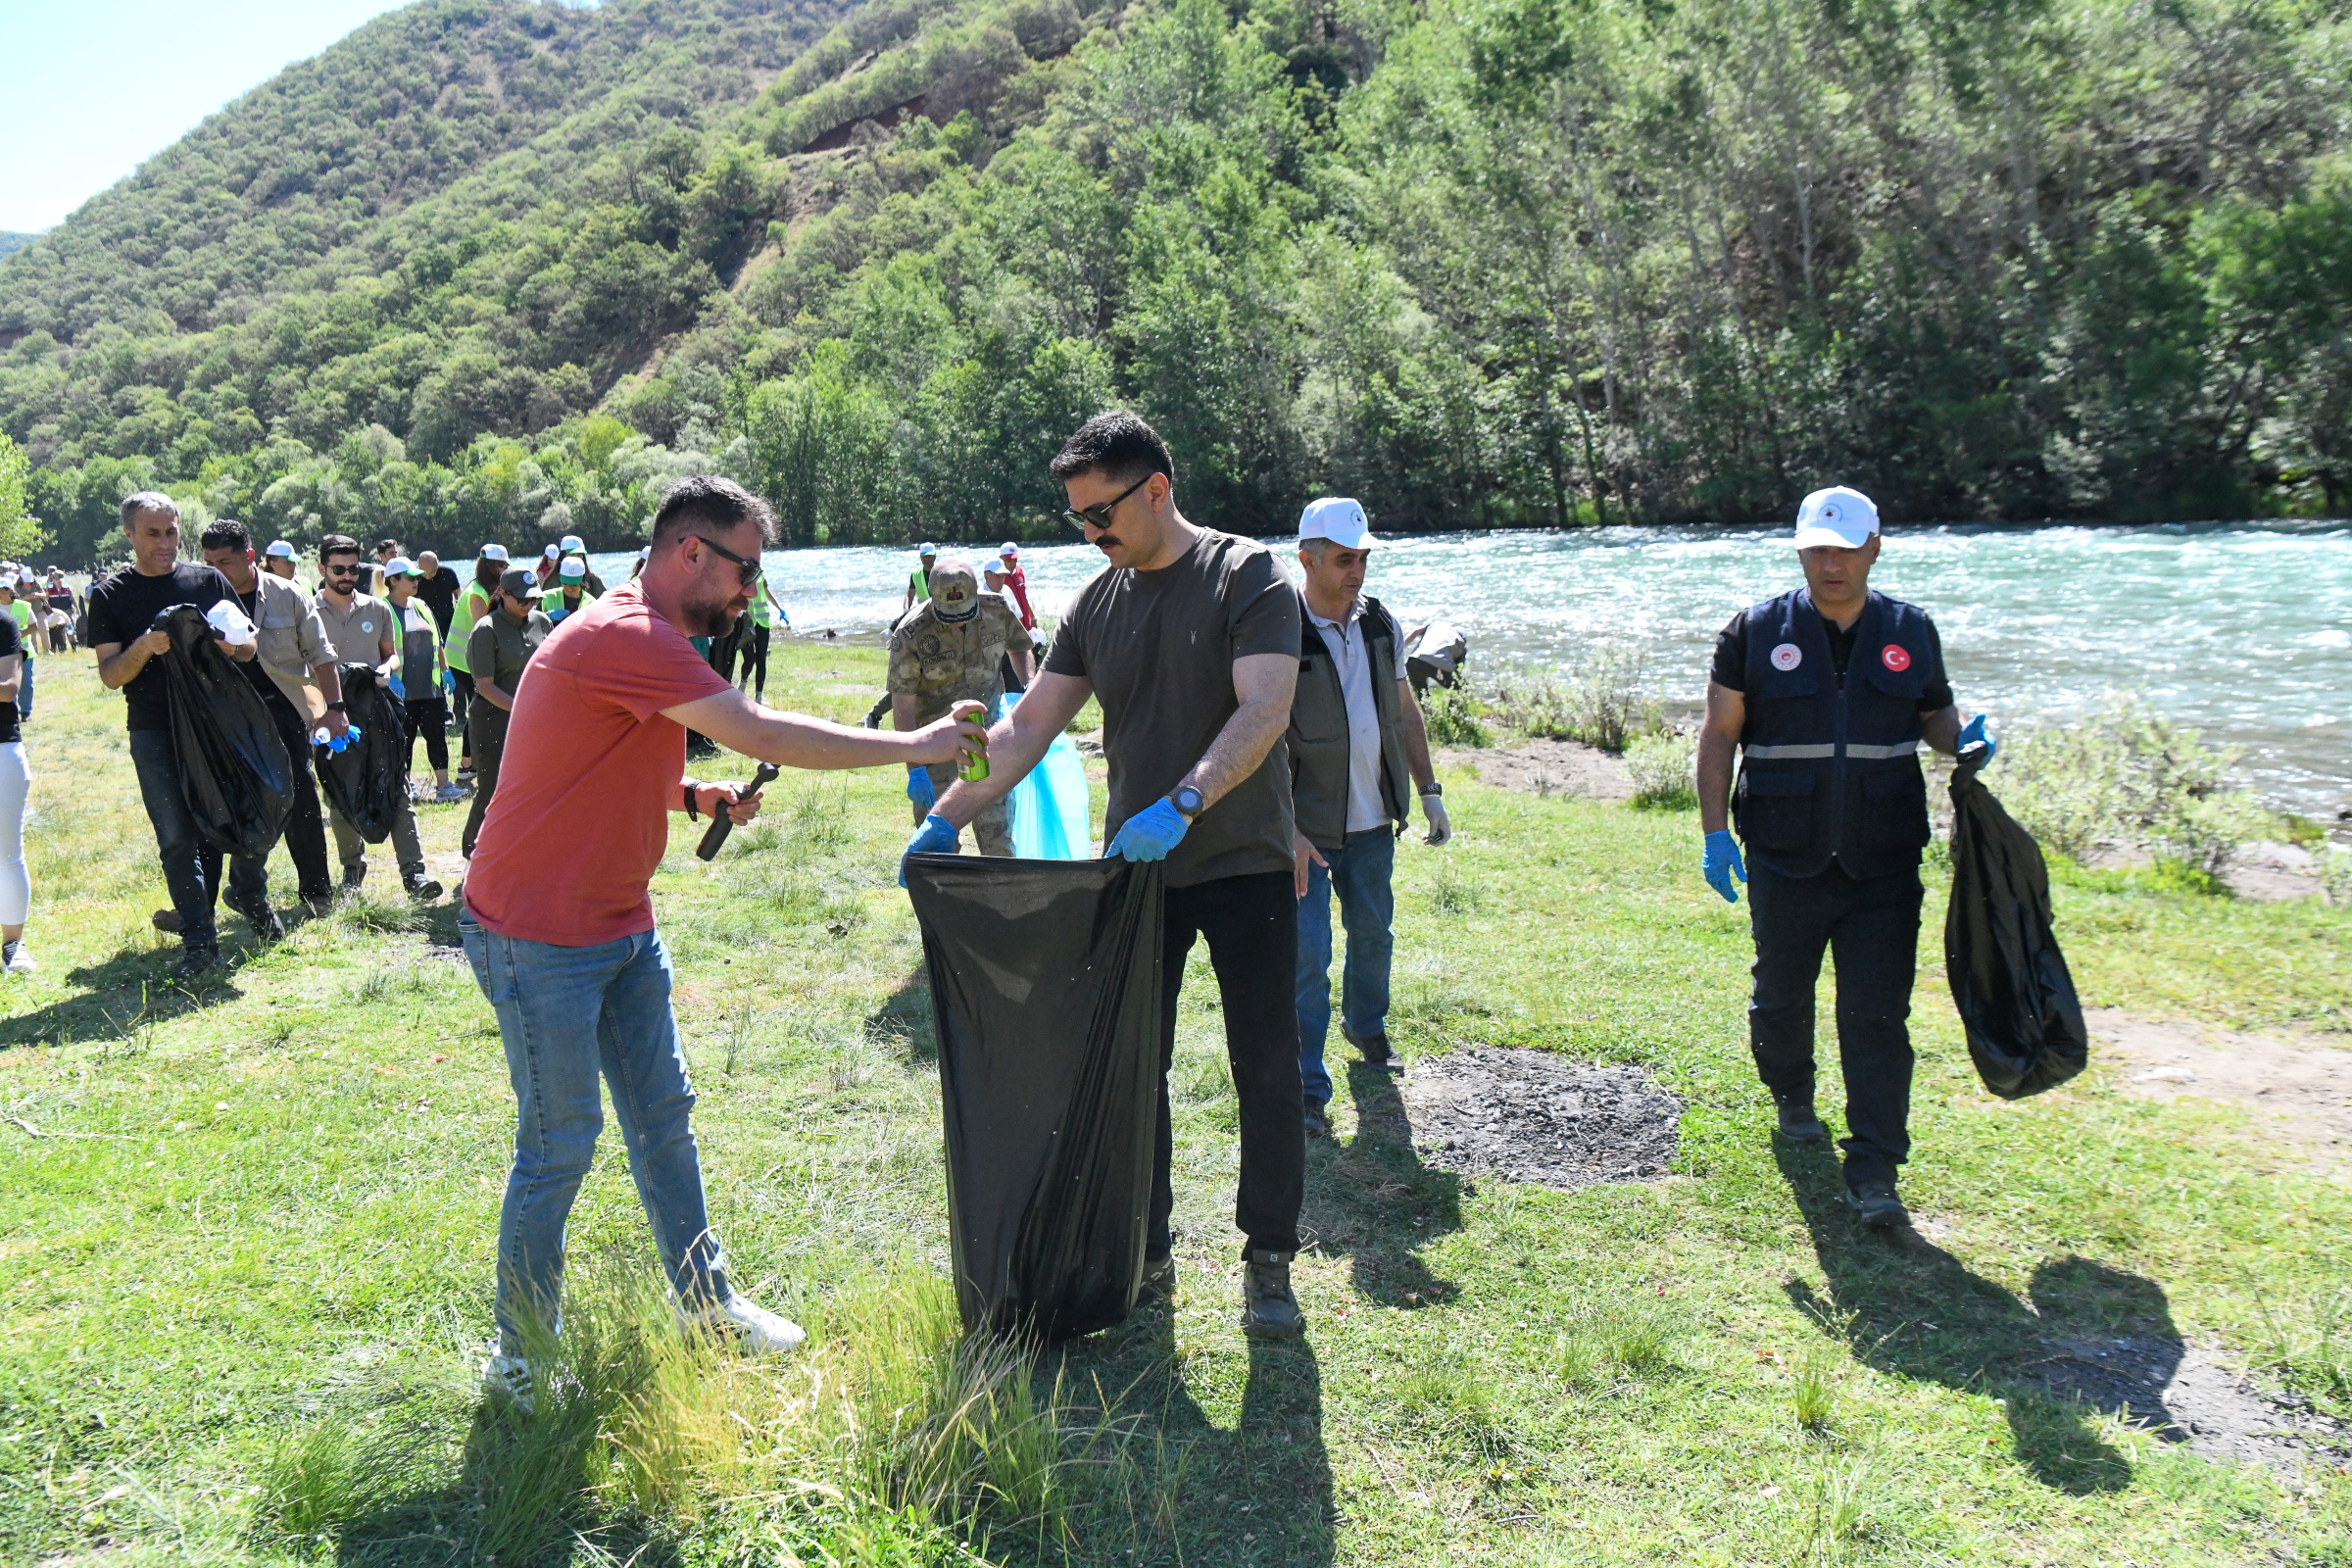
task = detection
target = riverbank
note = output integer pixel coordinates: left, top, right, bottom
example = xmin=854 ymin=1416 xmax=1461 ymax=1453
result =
xmin=4 ymin=648 xmax=2351 ymax=1564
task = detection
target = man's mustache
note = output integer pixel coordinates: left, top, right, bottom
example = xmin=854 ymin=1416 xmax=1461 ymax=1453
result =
xmin=1093 ymin=532 xmax=1124 ymax=553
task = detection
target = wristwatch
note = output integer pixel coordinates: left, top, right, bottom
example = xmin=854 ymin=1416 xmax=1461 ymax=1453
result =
xmin=1419 ymin=781 xmax=1444 ymax=798
xmin=1168 ymin=784 xmax=1205 ymax=820
xmin=325 ymin=701 xmax=348 ymax=712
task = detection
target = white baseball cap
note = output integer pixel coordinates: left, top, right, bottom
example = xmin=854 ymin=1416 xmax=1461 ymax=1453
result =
xmin=1298 ymin=497 xmax=1375 ymax=550
xmin=479 ymin=543 xmax=510 ymax=562
xmin=543 ymin=543 xmax=561 ymax=561
xmin=560 ymin=533 xmax=585 ymax=554
xmin=999 ymin=541 xmax=1019 ymax=558
xmin=263 ymin=539 xmax=297 ymax=561
xmin=383 ymin=556 xmax=418 ymax=578
xmin=1792 ymin=486 xmax=1881 ymax=549
xmin=559 ymin=555 xmax=586 ymax=582
xmin=918 ymin=542 xmax=938 ymax=557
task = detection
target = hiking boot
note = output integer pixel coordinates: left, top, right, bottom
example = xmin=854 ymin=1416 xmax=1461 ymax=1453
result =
xmin=1343 ymin=1027 xmax=1403 ymax=1074
xmin=172 ymin=945 xmax=220 ymax=982
xmin=1846 ymin=1181 xmax=1911 ymax=1231
xmin=1241 ymin=1250 xmax=1305 ymax=1342
xmin=226 ymin=891 xmax=284 ymax=943
xmin=151 ymin=907 xmax=183 ymax=934
xmin=1775 ymin=1098 xmax=1829 ymax=1144
xmin=2 ymin=940 xmax=33 ymax=975
xmin=1302 ymin=1098 xmax=1330 ymax=1138
xmin=340 ymin=866 xmax=367 ymax=891
xmin=405 ymin=876 xmax=444 ymax=902
xmin=482 ymin=1349 xmax=534 ymax=1414
xmin=687 ymin=1293 xmax=806 ymax=1356
xmin=1139 ymin=1253 xmax=1177 ymax=1303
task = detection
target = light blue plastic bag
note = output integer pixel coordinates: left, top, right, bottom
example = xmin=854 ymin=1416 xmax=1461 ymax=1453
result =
xmin=1001 ymin=691 xmax=1093 ymax=859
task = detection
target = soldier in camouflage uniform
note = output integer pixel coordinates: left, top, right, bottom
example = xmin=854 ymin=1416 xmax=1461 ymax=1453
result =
xmin=889 ymin=558 xmax=1035 ymax=855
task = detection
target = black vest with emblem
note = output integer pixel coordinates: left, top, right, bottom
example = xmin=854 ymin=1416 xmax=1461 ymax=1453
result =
xmin=1735 ymin=587 xmax=1934 ymax=879
xmin=1290 ymin=593 xmax=1413 ymax=852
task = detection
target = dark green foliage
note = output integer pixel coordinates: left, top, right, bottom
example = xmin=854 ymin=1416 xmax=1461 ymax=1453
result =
xmin=4 ymin=0 xmax=2350 ymax=564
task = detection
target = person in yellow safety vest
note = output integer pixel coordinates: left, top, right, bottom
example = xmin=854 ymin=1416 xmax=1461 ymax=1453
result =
xmin=901 ymin=542 xmax=937 ymax=617
xmin=737 ymin=568 xmax=788 ymax=703
xmin=448 ymin=544 xmax=510 ymax=781
xmin=544 ymin=554 xmax=598 ymax=623
xmin=383 ymin=559 xmax=465 ymax=804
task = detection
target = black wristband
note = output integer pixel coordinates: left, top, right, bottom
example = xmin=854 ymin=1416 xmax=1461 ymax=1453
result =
xmin=681 ymin=781 xmax=702 ymax=821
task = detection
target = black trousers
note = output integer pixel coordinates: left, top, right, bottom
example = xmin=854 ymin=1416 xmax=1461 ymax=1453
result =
xmin=738 ymin=624 xmax=770 ymax=699
xmin=404 ymin=696 xmax=450 ymax=775
xmin=1747 ymin=859 xmax=1921 ymax=1188
xmin=1153 ymin=870 xmax=1305 ymax=1259
xmin=450 ymin=669 xmax=475 ymax=763
xmin=464 ymin=711 xmax=507 ymax=858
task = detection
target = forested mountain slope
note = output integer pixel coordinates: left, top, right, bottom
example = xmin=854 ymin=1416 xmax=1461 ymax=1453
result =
xmin=5 ymin=0 xmax=2351 ymax=564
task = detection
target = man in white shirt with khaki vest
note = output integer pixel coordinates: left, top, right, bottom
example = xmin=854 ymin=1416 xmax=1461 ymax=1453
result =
xmin=1289 ymin=498 xmax=1450 ymax=1138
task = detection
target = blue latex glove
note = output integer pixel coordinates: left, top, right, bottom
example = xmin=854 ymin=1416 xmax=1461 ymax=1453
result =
xmin=1958 ymin=713 xmax=1996 ymax=764
xmin=1107 ymin=798 xmax=1189 ymax=862
xmin=900 ymin=812 xmax=959 ymax=887
xmin=906 ymin=765 xmax=936 ymax=809
xmin=443 ymin=668 xmax=456 ymax=695
xmin=1702 ymin=829 xmax=1747 ymax=904
xmin=387 ymin=672 xmax=406 ymax=700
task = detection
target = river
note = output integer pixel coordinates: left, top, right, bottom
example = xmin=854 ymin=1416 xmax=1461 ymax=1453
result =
xmin=590 ymin=520 xmax=2352 ymax=814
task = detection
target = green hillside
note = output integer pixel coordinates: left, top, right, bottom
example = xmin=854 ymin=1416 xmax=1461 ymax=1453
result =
xmin=0 ymin=234 xmax=34 ymax=263
xmin=5 ymin=0 xmax=2352 ymax=564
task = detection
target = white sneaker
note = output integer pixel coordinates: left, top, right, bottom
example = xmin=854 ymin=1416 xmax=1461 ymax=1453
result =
xmin=2 ymin=941 xmax=31 ymax=975
xmin=482 ymin=1349 xmax=534 ymax=1413
xmin=689 ymin=1293 xmax=806 ymax=1356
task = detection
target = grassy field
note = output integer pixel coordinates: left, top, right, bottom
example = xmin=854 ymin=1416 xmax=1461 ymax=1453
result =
xmin=3 ymin=643 xmax=2351 ymax=1566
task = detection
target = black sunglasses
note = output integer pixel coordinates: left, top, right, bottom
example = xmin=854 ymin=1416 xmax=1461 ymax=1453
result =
xmin=1061 ymin=472 xmax=1153 ymax=533
xmin=690 ymin=534 xmax=762 ymax=587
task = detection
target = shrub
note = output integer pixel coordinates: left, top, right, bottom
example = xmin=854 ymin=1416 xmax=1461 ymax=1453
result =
xmin=1419 ymin=685 xmax=1493 ymax=748
xmin=1485 ymin=646 xmax=1661 ymax=752
xmin=1626 ymin=729 xmax=1697 ymax=808
xmin=1996 ymin=693 xmax=2271 ymax=877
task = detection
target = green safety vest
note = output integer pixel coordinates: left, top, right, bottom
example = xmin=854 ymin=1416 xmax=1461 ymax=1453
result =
xmin=909 ymin=565 xmax=930 ymax=601
xmin=545 ymin=585 xmax=598 ymax=624
xmin=751 ymin=572 xmax=775 ymax=628
xmin=448 ymin=580 xmax=491 ymax=675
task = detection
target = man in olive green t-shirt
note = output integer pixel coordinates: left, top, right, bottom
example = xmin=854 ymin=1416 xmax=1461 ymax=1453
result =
xmin=462 ymin=568 xmax=554 ymax=858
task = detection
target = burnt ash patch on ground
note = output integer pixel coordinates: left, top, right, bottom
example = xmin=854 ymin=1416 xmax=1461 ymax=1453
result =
xmin=1400 ymin=1047 xmax=1682 ymax=1190
xmin=2020 ymin=1335 xmax=2351 ymax=1471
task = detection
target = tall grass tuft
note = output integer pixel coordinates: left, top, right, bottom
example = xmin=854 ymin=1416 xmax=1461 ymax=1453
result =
xmin=1419 ymin=684 xmax=1493 ymax=748
xmin=248 ymin=1259 xmax=1079 ymax=1560
xmin=1485 ymin=645 xmax=1663 ymax=752
xmin=1791 ymin=1350 xmax=1837 ymax=1434
xmin=2251 ymin=1282 xmax=2352 ymax=1419
xmin=1998 ymin=693 xmax=2271 ymax=876
xmin=249 ymin=1415 xmax=418 ymax=1552
xmin=1626 ymin=728 xmax=1698 ymax=808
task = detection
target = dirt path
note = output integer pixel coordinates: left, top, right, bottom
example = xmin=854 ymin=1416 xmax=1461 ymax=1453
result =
xmin=2086 ymin=1008 xmax=2352 ymax=1166
xmin=1434 ymin=739 xmax=1633 ymax=801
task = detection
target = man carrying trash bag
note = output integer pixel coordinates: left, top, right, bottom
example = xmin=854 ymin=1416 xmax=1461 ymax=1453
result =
xmin=1694 ymin=486 xmax=1993 ymax=1232
xmin=906 ymin=411 xmax=1310 ymax=1342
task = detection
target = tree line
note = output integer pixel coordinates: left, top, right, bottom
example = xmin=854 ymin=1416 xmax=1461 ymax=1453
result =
xmin=4 ymin=0 xmax=2348 ymax=566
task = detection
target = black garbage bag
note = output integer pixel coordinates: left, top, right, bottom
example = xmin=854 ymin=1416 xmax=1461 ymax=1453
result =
xmin=317 ymin=662 xmax=408 ymax=843
xmin=157 ymin=606 xmax=293 ymax=859
xmin=905 ymin=855 xmax=1164 ymax=1342
xmin=1944 ymin=743 xmax=2089 ymax=1099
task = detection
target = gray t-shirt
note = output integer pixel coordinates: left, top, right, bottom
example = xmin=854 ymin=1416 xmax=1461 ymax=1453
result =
xmin=1043 ymin=528 xmax=1300 ymax=888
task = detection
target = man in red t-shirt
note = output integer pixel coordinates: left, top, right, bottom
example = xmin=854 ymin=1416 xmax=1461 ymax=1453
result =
xmin=461 ymin=475 xmax=983 ymax=1408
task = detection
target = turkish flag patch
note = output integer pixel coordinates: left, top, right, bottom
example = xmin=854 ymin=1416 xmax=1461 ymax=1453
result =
xmin=1881 ymin=644 xmax=1912 ymax=672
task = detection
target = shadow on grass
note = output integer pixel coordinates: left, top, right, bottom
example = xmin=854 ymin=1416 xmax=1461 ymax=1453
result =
xmin=866 ymin=968 xmax=937 ymax=1062
xmin=1300 ymin=1059 xmax=1466 ymax=1308
xmin=1775 ymin=1141 xmax=2180 ymax=1494
xmin=0 ymin=940 xmax=249 ymax=1048
xmin=1045 ymin=1316 xmax=1337 ymax=1567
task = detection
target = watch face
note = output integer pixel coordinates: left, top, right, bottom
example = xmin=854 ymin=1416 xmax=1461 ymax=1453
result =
xmin=1174 ymin=787 xmax=1203 ymax=814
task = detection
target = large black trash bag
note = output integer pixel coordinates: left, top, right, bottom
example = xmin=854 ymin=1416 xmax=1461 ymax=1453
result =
xmin=157 ymin=606 xmax=293 ymax=858
xmin=317 ymin=662 xmax=408 ymax=843
xmin=1944 ymin=743 xmax=2089 ymax=1099
xmin=905 ymin=855 xmax=1164 ymax=1342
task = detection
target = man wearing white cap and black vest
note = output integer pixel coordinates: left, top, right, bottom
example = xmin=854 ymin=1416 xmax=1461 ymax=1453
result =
xmin=1287 ymin=498 xmax=1449 ymax=1138
xmin=1695 ymin=486 xmax=1994 ymax=1231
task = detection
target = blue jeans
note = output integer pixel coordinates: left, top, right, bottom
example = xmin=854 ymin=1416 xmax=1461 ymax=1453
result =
xmin=459 ymin=905 xmax=732 ymax=1347
xmin=1295 ymin=827 xmax=1396 ymax=1104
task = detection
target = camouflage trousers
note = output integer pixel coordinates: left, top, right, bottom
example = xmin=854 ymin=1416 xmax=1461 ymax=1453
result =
xmin=914 ymin=761 xmax=1013 ymax=857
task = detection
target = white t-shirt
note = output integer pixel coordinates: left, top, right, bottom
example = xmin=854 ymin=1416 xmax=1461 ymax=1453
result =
xmin=1304 ymin=599 xmax=1408 ymax=835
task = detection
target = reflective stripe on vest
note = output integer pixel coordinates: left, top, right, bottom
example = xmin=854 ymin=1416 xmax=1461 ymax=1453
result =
xmin=1743 ymin=740 xmax=1919 ymax=760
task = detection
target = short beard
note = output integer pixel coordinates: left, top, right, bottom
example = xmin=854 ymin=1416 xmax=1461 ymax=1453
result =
xmin=681 ymin=586 xmax=742 ymax=638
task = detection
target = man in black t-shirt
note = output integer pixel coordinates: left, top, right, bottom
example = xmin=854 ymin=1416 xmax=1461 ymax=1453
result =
xmin=909 ymin=412 xmax=1310 ymax=1343
xmin=85 ymin=493 xmax=260 ymax=978
xmin=415 ymin=551 xmax=462 ymax=638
